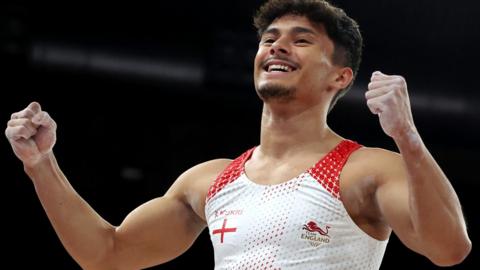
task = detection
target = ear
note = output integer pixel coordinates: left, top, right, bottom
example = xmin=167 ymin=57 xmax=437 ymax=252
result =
xmin=328 ymin=67 xmax=353 ymax=93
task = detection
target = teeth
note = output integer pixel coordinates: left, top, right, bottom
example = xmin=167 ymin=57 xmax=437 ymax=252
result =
xmin=268 ymin=64 xmax=292 ymax=72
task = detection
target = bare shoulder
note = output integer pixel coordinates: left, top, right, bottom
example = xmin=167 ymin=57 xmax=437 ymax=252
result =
xmin=350 ymin=146 xmax=400 ymax=163
xmin=340 ymin=145 xmax=408 ymax=239
xmin=179 ymin=158 xmax=234 ymax=188
xmin=165 ymin=158 xmax=233 ymax=221
xmin=345 ymin=145 xmax=406 ymax=184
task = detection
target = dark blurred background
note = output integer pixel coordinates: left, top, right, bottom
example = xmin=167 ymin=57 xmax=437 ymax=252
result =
xmin=1 ymin=0 xmax=478 ymax=269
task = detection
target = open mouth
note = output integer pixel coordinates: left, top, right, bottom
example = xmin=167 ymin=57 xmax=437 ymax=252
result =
xmin=263 ymin=60 xmax=298 ymax=73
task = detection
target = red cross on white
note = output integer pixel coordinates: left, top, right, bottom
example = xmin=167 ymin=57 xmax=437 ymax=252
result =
xmin=212 ymin=218 xmax=237 ymax=243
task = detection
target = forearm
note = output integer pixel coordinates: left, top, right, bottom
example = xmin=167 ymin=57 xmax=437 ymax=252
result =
xmin=395 ymin=130 xmax=471 ymax=262
xmin=25 ymin=152 xmax=116 ymax=269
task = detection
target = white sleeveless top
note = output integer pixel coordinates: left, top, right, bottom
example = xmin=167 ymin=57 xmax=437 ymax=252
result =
xmin=205 ymin=140 xmax=388 ymax=270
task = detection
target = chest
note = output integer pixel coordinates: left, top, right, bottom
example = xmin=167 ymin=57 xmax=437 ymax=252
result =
xmin=207 ymin=175 xmax=346 ymax=245
xmin=244 ymin=155 xmax=322 ymax=185
xmin=205 ymin=174 xmax=370 ymax=270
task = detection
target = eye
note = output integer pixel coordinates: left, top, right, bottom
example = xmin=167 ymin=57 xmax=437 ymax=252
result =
xmin=295 ymin=39 xmax=310 ymax=44
xmin=262 ymin=38 xmax=275 ymax=45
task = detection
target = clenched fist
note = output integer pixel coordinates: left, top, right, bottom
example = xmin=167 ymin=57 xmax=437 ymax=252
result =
xmin=366 ymin=71 xmax=417 ymax=141
xmin=5 ymin=102 xmax=57 ymax=167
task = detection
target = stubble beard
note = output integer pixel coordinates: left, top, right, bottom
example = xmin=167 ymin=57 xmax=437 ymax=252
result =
xmin=257 ymin=83 xmax=296 ymax=103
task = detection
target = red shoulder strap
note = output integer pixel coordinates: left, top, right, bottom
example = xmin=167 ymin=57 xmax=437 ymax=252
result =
xmin=206 ymin=147 xmax=255 ymax=203
xmin=308 ymin=140 xmax=361 ymax=199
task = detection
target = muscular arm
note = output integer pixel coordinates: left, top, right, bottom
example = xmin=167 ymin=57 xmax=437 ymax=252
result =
xmin=25 ymin=152 xmax=224 ymax=270
xmin=366 ymin=72 xmax=471 ymax=265
xmin=6 ymin=102 xmax=228 ymax=270
xmin=374 ymin=143 xmax=470 ymax=266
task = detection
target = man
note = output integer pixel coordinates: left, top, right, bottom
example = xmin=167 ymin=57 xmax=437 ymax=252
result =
xmin=5 ymin=0 xmax=471 ymax=269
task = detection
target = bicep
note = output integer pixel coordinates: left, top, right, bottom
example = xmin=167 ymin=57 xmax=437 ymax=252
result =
xmin=101 ymin=158 xmax=228 ymax=269
xmin=112 ymin=195 xmax=206 ymax=269
xmin=375 ymin=153 xmax=423 ymax=253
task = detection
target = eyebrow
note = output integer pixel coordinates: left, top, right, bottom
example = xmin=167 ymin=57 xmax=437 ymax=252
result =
xmin=262 ymin=26 xmax=317 ymax=37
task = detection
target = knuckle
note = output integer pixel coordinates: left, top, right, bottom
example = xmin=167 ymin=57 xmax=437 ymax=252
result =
xmin=7 ymin=119 xmax=18 ymax=127
xmin=7 ymin=126 xmax=23 ymax=139
xmin=17 ymin=126 xmax=27 ymax=134
xmin=4 ymin=127 xmax=11 ymax=139
xmin=25 ymin=109 xmax=34 ymax=117
xmin=395 ymin=76 xmax=405 ymax=84
xmin=391 ymin=85 xmax=403 ymax=95
xmin=387 ymin=90 xmax=397 ymax=99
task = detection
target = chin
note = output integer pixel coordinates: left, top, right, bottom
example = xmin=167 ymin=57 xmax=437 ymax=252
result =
xmin=257 ymin=83 xmax=296 ymax=102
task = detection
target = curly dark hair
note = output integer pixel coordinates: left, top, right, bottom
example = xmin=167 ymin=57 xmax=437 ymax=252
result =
xmin=253 ymin=0 xmax=363 ymax=112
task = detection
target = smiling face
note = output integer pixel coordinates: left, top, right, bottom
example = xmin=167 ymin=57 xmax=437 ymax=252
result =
xmin=254 ymin=15 xmax=338 ymax=104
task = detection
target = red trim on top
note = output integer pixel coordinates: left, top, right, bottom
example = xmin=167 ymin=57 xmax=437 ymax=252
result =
xmin=308 ymin=140 xmax=361 ymax=199
xmin=206 ymin=147 xmax=255 ymax=203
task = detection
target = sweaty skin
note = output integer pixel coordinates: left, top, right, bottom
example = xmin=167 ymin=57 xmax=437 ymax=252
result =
xmin=5 ymin=14 xmax=470 ymax=270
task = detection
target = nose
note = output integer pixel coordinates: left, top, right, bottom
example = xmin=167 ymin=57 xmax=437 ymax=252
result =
xmin=269 ymin=39 xmax=290 ymax=56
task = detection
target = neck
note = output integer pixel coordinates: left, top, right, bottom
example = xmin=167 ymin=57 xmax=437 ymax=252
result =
xmin=259 ymin=100 xmax=340 ymax=158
